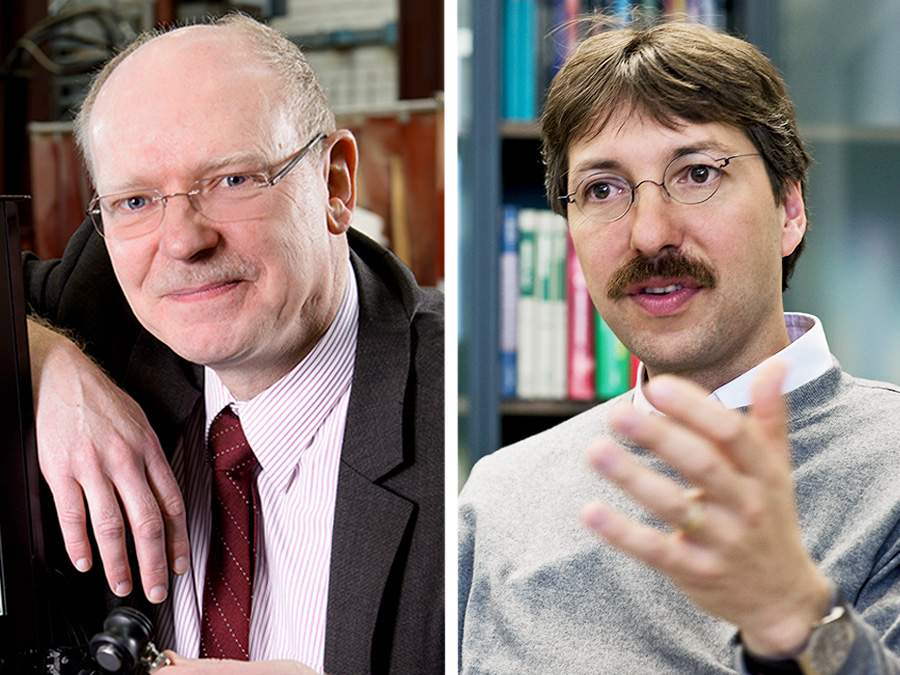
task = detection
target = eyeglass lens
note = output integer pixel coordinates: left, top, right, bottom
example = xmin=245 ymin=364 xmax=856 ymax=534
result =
xmin=91 ymin=175 xmax=272 ymax=239
xmin=570 ymin=152 xmax=738 ymax=223
xmin=90 ymin=133 xmax=325 ymax=239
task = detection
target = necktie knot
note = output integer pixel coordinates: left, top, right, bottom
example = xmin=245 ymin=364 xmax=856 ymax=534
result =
xmin=208 ymin=407 xmax=257 ymax=474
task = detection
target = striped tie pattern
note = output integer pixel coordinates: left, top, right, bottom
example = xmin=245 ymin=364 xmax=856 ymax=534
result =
xmin=200 ymin=406 xmax=258 ymax=660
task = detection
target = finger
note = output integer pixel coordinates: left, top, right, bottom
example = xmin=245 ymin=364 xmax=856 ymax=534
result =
xmin=87 ymin=437 xmax=170 ymax=602
xmin=108 ymin=441 xmax=180 ymax=602
xmin=643 ymin=375 xmax=783 ymax=476
xmin=119 ymin=485 xmax=170 ymax=603
xmin=586 ymin=438 xmax=708 ymax=528
xmin=580 ymin=501 xmax=711 ymax=575
xmin=144 ymin=451 xmax=190 ymax=576
xmin=81 ymin=476 xmax=132 ymax=597
xmin=154 ymin=651 xmax=181 ymax=673
xmin=121 ymin=405 xmax=189 ymax=577
xmin=46 ymin=476 xmax=93 ymax=572
xmin=605 ymin=403 xmax=743 ymax=504
xmin=749 ymin=359 xmax=791 ymax=463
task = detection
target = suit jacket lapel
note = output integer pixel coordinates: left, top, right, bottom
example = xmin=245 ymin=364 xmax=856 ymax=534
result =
xmin=324 ymin=240 xmax=417 ymax=674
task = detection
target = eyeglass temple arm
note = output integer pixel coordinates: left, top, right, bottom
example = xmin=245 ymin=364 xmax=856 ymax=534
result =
xmin=270 ymin=132 xmax=328 ymax=186
xmin=718 ymin=152 xmax=762 ymax=168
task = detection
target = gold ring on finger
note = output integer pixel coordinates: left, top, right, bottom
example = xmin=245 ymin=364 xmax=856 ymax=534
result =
xmin=677 ymin=487 xmax=706 ymax=535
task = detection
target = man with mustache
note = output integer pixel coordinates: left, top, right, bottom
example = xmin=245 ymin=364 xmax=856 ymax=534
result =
xmin=459 ymin=18 xmax=900 ymax=675
xmin=25 ymin=14 xmax=442 ymax=675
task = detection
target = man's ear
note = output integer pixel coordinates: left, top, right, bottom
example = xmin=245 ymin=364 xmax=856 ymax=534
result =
xmin=323 ymin=129 xmax=358 ymax=235
xmin=781 ymin=179 xmax=806 ymax=257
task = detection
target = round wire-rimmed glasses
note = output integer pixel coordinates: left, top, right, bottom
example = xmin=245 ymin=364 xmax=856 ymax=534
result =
xmin=560 ymin=152 xmax=762 ymax=223
xmin=88 ymin=132 xmax=327 ymax=240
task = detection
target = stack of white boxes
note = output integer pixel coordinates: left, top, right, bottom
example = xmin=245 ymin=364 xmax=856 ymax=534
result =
xmin=272 ymin=0 xmax=399 ymax=113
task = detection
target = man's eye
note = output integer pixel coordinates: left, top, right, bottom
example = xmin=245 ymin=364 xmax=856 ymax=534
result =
xmin=586 ymin=182 xmax=613 ymax=201
xmin=110 ymin=195 xmax=151 ymax=212
xmin=673 ymin=162 xmax=722 ymax=186
xmin=222 ymin=174 xmax=250 ymax=188
xmin=688 ymin=165 xmax=716 ymax=184
xmin=581 ymin=176 xmax=627 ymax=202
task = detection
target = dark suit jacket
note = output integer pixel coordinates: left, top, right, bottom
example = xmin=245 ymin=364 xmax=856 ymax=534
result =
xmin=24 ymin=221 xmax=444 ymax=674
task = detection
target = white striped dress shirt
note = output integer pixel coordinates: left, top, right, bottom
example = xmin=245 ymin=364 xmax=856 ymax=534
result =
xmin=156 ymin=263 xmax=358 ymax=671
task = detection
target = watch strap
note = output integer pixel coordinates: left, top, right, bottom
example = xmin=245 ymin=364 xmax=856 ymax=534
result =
xmin=743 ymin=650 xmax=804 ymax=675
xmin=741 ymin=589 xmax=852 ymax=675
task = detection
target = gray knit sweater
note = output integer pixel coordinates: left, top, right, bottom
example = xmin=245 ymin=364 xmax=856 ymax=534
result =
xmin=459 ymin=363 xmax=900 ymax=673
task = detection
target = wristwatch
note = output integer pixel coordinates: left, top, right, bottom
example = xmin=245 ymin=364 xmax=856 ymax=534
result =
xmin=742 ymin=593 xmax=855 ymax=675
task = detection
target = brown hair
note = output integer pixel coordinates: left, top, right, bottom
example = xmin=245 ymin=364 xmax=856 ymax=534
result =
xmin=74 ymin=12 xmax=335 ymax=181
xmin=541 ymin=18 xmax=811 ymax=290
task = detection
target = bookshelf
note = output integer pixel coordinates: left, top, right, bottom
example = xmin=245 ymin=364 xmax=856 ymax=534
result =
xmin=458 ymin=1 xmax=779 ymax=471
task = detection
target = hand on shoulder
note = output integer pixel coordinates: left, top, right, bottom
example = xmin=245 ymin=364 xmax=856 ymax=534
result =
xmin=28 ymin=316 xmax=189 ymax=603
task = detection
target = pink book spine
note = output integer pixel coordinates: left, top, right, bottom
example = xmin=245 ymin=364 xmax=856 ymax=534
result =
xmin=567 ymin=234 xmax=595 ymax=401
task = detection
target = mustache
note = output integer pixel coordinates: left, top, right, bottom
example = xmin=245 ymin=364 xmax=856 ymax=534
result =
xmin=150 ymin=257 xmax=258 ymax=296
xmin=606 ymin=251 xmax=716 ymax=300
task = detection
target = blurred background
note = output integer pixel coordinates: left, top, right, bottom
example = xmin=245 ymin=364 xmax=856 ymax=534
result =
xmin=458 ymin=0 xmax=900 ymax=478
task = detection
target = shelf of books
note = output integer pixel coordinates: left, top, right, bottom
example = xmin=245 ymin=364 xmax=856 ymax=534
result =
xmin=500 ymin=204 xmax=640 ymax=404
xmin=501 ymin=1 xmax=730 ymax=124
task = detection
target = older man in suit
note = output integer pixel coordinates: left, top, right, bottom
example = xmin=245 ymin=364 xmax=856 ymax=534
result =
xmin=26 ymin=14 xmax=442 ymax=675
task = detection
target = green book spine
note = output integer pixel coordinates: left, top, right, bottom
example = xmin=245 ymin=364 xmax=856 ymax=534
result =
xmin=516 ymin=209 xmax=539 ymax=399
xmin=595 ymin=311 xmax=631 ymax=399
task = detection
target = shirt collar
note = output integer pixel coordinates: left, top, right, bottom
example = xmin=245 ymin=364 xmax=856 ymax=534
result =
xmin=633 ymin=312 xmax=832 ymax=413
xmin=204 ymin=260 xmax=359 ymax=491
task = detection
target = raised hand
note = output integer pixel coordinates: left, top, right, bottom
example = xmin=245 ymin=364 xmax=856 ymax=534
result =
xmin=581 ymin=360 xmax=832 ymax=657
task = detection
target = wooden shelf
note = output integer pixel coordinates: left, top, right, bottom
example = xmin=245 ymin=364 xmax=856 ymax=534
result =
xmin=501 ymin=120 xmax=541 ymax=139
xmin=500 ymin=398 xmax=597 ymax=417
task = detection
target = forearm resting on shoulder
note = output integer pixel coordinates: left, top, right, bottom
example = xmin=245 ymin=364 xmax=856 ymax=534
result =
xmin=28 ymin=314 xmax=92 ymax=392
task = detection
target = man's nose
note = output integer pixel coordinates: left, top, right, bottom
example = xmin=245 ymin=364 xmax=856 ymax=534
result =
xmin=627 ymin=181 xmax=684 ymax=257
xmin=157 ymin=194 xmax=221 ymax=261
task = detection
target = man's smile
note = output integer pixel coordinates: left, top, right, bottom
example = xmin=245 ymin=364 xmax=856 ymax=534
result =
xmin=162 ymin=279 xmax=245 ymax=302
xmin=629 ymin=279 xmax=704 ymax=317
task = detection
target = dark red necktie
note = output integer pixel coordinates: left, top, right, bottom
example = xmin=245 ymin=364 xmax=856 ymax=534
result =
xmin=200 ymin=406 xmax=259 ymax=660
